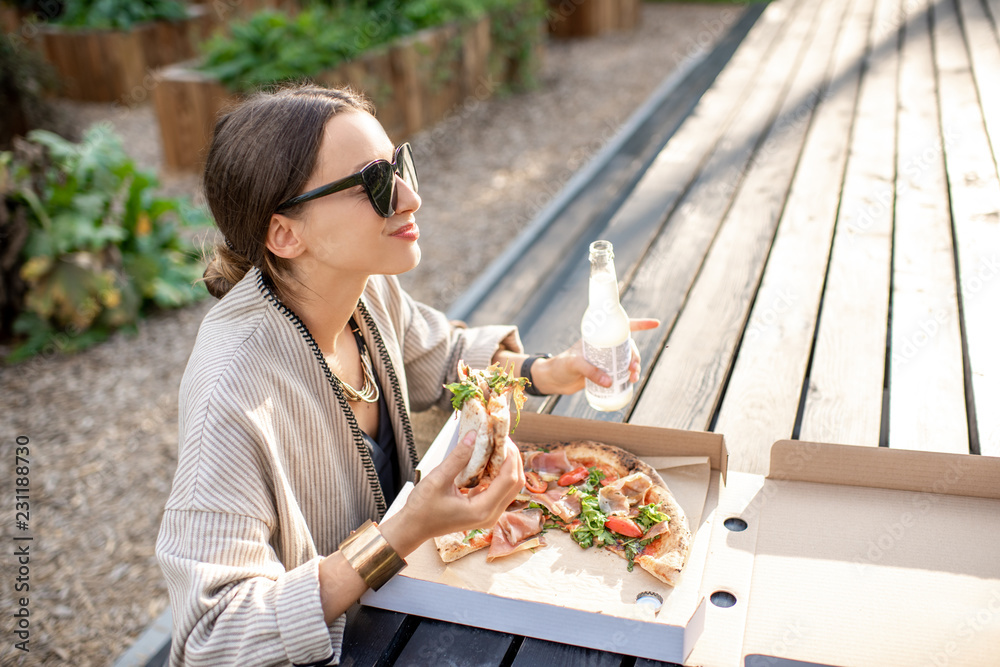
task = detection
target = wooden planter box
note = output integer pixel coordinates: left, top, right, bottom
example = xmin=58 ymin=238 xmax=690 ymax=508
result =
xmin=1 ymin=6 xmax=23 ymax=33
xmin=547 ymin=0 xmax=640 ymax=38
xmin=33 ymin=5 xmax=215 ymax=102
xmin=153 ymin=16 xmax=522 ymax=172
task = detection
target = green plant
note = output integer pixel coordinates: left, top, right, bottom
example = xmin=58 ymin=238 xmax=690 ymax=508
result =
xmin=198 ymin=0 xmax=533 ymax=92
xmin=0 ymin=125 xmax=211 ymax=360
xmin=488 ymin=0 xmax=546 ymax=91
xmin=52 ymin=0 xmax=186 ymax=30
xmin=199 ymin=7 xmax=361 ymax=91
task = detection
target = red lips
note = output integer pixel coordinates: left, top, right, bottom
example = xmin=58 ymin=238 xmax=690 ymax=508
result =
xmin=390 ymin=222 xmax=419 ymax=241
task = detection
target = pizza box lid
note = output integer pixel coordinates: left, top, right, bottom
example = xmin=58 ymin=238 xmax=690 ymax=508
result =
xmin=362 ymin=412 xmax=729 ymax=664
xmin=687 ymin=440 xmax=1000 ymax=667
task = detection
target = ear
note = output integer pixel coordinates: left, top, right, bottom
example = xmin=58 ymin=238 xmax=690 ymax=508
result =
xmin=265 ymin=214 xmax=306 ymax=260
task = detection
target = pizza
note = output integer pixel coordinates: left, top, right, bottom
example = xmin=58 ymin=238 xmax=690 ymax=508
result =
xmin=443 ymin=361 xmax=527 ymax=488
xmin=435 ymin=438 xmax=692 ymax=587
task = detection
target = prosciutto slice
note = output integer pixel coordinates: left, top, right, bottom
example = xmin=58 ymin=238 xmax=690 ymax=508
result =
xmin=487 ymin=508 xmax=546 ymax=561
xmin=598 ymin=472 xmax=654 ymax=515
xmin=643 ymin=520 xmax=671 ymax=541
xmin=523 ymin=450 xmax=574 ymax=475
xmin=528 ymin=483 xmax=582 ymax=522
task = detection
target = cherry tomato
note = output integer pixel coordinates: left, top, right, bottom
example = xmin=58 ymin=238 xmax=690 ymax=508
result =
xmin=558 ymin=466 xmax=589 ymax=486
xmin=524 ymin=471 xmax=547 ymax=494
xmin=605 ymin=516 xmax=643 ymax=538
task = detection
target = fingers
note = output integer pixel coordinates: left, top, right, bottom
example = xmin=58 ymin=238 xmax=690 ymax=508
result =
xmin=467 ymin=440 xmax=524 ymax=526
xmin=629 ymin=318 xmax=660 ymax=332
xmin=578 ymin=357 xmax=612 ymax=387
xmin=629 ymin=338 xmax=642 ymax=382
xmin=436 ymin=429 xmax=477 ymax=480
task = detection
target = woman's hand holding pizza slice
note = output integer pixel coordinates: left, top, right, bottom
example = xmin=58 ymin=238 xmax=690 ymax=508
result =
xmin=388 ymin=429 xmax=525 ymax=559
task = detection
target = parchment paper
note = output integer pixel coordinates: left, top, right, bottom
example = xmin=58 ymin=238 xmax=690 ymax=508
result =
xmin=398 ymin=455 xmax=711 ymax=623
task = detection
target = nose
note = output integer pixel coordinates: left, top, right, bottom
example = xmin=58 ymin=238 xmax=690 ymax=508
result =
xmin=394 ymin=174 xmax=421 ymax=215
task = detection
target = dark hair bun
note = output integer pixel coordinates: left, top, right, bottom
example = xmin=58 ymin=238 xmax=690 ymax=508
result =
xmin=202 ymin=243 xmax=254 ymax=299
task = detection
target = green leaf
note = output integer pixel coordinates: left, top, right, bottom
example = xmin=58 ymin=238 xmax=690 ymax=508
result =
xmin=444 ymin=381 xmax=483 ymax=411
xmin=8 ymin=122 xmax=209 ymax=360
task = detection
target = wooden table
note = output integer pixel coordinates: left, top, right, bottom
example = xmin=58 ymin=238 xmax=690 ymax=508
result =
xmin=343 ymin=0 xmax=1000 ymax=663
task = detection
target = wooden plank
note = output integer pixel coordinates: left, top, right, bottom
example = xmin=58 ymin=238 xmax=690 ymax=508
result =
xmin=510 ymin=637 xmax=621 ymax=667
xmin=339 ymin=604 xmax=413 ymax=666
xmin=932 ymin=0 xmax=1000 ymax=456
xmin=628 ymin=0 xmax=839 ymax=436
xmin=503 ymin=3 xmax=782 ymax=354
xmin=957 ymin=0 xmax=1000 ymax=170
xmin=986 ymin=0 xmax=1000 ymax=45
xmin=393 ymin=618 xmax=514 ymax=667
xmin=464 ymin=4 xmax=775 ymax=330
xmin=116 ymin=28 xmax=148 ymax=101
xmin=711 ymin=0 xmax=870 ymax=473
xmin=796 ymin=0 xmax=902 ymax=447
xmin=87 ymin=30 xmax=112 ymax=102
xmin=886 ymin=0 xmax=969 ymax=453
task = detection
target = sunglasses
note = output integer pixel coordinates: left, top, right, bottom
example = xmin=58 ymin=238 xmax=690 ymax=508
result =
xmin=276 ymin=143 xmax=418 ymax=218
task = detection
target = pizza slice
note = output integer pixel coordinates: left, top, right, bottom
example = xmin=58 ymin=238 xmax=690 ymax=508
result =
xmin=434 ymin=526 xmax=494 ymax=563
xmin=445 ymin=361 xmax=526 ymax=488
xmin=433 ymin=506 xmax=546 ymax=563
xmin=518 ymin=441 xmax=692 ymax=586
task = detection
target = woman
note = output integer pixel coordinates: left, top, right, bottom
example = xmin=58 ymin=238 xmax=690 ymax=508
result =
xmin=156 ymin=85 xmax=656 ymax=666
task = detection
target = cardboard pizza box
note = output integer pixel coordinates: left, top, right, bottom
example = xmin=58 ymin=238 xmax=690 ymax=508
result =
xmin=362 ymin=411 xmax=730 ymax=664
xmin=688 ymin=440 xmax=1000 ymax=667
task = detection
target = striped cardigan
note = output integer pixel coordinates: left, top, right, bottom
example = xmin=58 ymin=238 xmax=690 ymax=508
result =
xmin=156 ymin=268 xmax=520 ymax=666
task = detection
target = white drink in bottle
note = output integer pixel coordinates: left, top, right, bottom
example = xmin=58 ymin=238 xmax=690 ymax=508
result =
xmin=582 ymin=240 xmax=633 ymax=411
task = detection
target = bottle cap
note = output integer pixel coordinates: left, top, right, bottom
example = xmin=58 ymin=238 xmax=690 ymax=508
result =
xmin=635 ymin=590 xmax=663 ymax=615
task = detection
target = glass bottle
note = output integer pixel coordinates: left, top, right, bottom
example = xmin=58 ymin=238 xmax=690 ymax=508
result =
xmin=581 ymin=240 xmax=633 ymax=411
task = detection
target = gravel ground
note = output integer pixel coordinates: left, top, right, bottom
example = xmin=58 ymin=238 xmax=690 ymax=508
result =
xmin=0 ymin=4 xmax=742 ymax=665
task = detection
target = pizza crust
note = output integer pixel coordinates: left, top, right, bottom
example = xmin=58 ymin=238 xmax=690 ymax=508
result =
xmin=434 ymin=528 xmax=493 ymax=563
xmin=518 ymin=440 xmax=667 ymax=487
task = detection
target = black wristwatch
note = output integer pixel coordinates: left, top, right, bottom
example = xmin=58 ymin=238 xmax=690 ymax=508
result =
xmin=521 ymin=354 xmax=553 ymax=396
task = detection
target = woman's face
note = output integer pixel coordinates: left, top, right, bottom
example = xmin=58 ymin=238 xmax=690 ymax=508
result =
xmin=286 ymin=110 xmax=422 ymax=280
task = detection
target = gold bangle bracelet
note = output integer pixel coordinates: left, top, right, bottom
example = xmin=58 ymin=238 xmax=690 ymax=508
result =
xmin=338 ymin=520 xmax=406 ymax=591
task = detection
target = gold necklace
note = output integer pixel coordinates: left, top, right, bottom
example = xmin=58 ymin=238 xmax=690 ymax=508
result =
xmin=338 ymin=327 xmax=380 ymax=404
